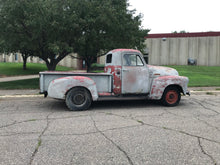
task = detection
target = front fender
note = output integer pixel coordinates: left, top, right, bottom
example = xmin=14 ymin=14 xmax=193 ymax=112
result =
xmin=149 ymin=76 xmax=189 ymax=100
xmin=48 ymin=76 xmax=98 ymax=101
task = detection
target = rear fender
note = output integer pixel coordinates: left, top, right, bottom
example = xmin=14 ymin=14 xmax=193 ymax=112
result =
xmin=48 ymin=76 xmax=98 ymax=100
xmin=149 ymin=76 xmax=189 ymax=100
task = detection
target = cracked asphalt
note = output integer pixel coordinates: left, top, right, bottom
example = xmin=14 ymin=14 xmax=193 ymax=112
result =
xmin=0 ymin=94 xmax=220 ymax=165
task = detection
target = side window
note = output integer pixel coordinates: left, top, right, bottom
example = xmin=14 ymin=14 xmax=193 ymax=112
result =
xmin=130 ymin=55 xmax=136 ymax=66
xmin=137 ymin=55 xmax=144 ymax=66
xmin=106 ymin=54 xmax=112 ymax=63
xmin=123 ymin=54 xmax=131 ymax=66
xmin=123 ymin=54 xmax=144 ymax=66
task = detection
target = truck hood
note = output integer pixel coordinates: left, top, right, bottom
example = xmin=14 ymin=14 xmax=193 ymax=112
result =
xmin=148 ymin=65 xmax=179 ymax=78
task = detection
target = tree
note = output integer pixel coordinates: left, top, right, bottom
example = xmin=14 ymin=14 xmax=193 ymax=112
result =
xmin=0 ymin=0 xmax=80 ymax=70
xmin=72 ymin=0 xmax=149 ymax=72
xmin=172 ymin=30 xmax=187 ymax=33
xmin=0 ymin=0 xmax=149 ymax=71
xmin=0 ymin=0 xmax=35 ymax=69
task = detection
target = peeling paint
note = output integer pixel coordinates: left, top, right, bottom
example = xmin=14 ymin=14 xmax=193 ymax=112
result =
xmin=121 ymin=66 xmax=150 ymax=94
xmin=104 ymin=65 xmax=122 ymax=95
xmin=48 ymin=76 xmax=98 ymax=101
xmin=148 ymin=65 xmax=179 ymax=78
xmin=149 ymin=76 xmax=189 ymax=100
xmin=98 ymin=92 xmax=113 ymax=96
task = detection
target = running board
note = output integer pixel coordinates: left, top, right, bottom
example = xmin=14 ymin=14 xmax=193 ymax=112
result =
xmin=97 ymin=94 xmax=149 ymax=101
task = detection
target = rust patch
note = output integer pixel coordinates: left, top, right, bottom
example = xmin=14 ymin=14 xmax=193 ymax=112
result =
xmin=72 ymin=76 xmax=92 ymax=83
xmin=149 ymin=76 xmax=189 ymax=100
xmin=98 ymin=92 xmax=113 ymax=96
xmin=104 ymin=65 xmax=122 ymax=95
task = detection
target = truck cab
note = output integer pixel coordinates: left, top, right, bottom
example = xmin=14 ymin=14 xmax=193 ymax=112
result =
xmin=104 ymin=49 xmax=150 ymax=95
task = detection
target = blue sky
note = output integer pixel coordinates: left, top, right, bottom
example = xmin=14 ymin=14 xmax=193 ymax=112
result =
xmin=129 ymin=0 xmax=220 ymax=33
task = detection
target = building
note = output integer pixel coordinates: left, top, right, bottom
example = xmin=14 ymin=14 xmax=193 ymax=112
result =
xmin=145 ymin=32 xmax=220 ymax=66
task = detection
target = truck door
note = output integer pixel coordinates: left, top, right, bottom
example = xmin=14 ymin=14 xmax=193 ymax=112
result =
xmin=122 ymin=53 xmax=150 ymax=94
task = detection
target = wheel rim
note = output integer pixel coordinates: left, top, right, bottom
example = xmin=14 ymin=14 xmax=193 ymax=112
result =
xmin=72 ymin=93 xmax=85 ymax=105
xmin=165 ymin=90 xmax=178 ymax=104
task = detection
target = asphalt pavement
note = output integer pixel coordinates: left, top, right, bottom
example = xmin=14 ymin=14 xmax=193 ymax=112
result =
xmin=0 ymin=94 xmax=220 ymax=165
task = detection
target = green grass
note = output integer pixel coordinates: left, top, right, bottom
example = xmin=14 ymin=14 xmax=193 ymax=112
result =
xmin=166 ymin=65 xmax=220 ymax=87
xmin=91 ymin=70 xmax=104 ymax=73
xmin=0 ymin=62 xmax=72 ymax=89
xmin=0 ymin=78 xmax=39 ymax=89
xmin=0 ymin=62 xmax=72 ymax=77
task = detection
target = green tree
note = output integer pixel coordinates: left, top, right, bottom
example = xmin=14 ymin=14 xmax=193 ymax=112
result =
xmin=172 ymin=30 xmax=187 ymax=33
xmin=0 ymin=0 xmax=80 ymax=70
xmin=0 ymin=0 xmax=36 ymax=69
xmin=0 ymin=0 xmax=149 ymax=71
xmin=72 ymin=0 xmax=149 ymax=72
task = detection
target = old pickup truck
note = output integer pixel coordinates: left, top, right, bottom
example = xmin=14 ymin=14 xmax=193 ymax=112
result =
xmin=39 ymin=49 xmax=190 ymax=111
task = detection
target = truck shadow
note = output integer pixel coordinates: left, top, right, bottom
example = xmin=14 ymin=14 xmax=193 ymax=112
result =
xmin=91 ymin=100 xmax=162 ymax=111
xmin=45 ymin=99 xmax=161 ymax=111
xmin=45 ymin=98 xmax=187 ymax=112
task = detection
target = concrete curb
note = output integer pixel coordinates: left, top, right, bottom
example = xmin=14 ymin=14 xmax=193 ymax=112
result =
xmin=190 ymin=90 xmax=220 ymax=95
xmin=0 ymin=94 xmax=43 ymax=98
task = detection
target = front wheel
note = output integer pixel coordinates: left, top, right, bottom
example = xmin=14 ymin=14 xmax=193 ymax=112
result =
xmin=65 ymin=87 xmax=92 ymax=111
xmin=161 ymin=86 xmax=181 ymax=106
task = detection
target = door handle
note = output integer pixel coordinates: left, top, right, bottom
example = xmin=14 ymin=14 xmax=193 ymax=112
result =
xmin=122 ymin=69 xmax=129 ymax=72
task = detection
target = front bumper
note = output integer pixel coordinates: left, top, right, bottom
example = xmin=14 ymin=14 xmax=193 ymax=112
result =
xmin=186 ymin=91 xmax=190 ymax=96
xmin=40 ymin=91 xmax=48 ymax=97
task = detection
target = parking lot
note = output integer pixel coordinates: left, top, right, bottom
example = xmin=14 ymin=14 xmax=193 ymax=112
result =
xmin=0 ymin=93 xmax=220 ymax=165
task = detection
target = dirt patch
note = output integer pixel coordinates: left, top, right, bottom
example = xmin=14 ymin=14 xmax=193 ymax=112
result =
xmin=0 ymin=75 xmax=7 ymax=78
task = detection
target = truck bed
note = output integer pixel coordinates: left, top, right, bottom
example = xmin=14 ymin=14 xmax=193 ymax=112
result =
xmin=39 ymin=71 xmax=113 ymax=94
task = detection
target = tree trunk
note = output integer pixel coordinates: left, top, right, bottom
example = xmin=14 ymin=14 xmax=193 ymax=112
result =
xmin=46 ymin=62 xmax=57 ymax=71
xmin=21 ymin=54 xmax=28 ymax=70
xmin=86 ymin=61 xmax=91 ymax=73
xmin=23 ymin=59 xmax=27 ymax=70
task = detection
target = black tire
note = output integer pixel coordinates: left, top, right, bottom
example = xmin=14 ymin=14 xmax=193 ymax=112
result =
xmin=65 ymin=87 xmax=92 ymax=111
xmin=161 ymin=86 xmax=181 ymax=106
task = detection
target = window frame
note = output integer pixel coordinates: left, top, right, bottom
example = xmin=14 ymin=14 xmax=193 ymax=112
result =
xmin=106 ymin=54 xmax=112 ymax=64
xmin=123 ymin=54 xmax=144 ymax=66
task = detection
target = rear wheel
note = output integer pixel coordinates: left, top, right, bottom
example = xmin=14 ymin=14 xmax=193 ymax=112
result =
xmin=65 ymin=87 xmax=92 ymax=111
xmin=161 ymin=86 xmax=181 ymax=106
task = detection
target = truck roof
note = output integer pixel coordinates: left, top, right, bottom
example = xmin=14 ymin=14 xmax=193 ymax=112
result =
xmin=111 ymin=49 xmax=141 ymax=53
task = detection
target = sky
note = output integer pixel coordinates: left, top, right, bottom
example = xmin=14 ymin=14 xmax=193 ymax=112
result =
xmin=128 ymin=0 xmax=220 ymax=34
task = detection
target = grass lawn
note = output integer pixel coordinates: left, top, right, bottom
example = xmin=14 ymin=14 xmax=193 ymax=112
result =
xmin=0 ymin=62 xmax=72 ymax=77
xmin=0 ymin=78 xmax=39 ymax=89
xmin=167 ymin=65 xmax=220 ymax=87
